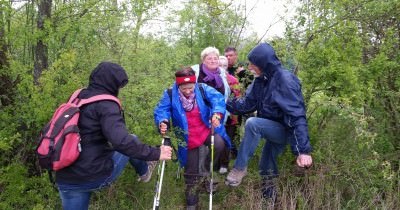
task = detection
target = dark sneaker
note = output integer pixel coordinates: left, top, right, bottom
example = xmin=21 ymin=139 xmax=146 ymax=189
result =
xmin=225 ymin=167 xmax=247 ymax=186
xmin=138 ymin=161 xmax=158 ymax=183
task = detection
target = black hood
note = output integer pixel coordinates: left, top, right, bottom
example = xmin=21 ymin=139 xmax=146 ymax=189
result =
xmin=247 ymin=43 xmax=282 ymax=79
xmin=86 ymin=62 xmax=128 ymax=97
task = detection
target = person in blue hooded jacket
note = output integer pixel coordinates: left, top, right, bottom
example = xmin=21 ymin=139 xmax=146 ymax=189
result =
xmin=154 ymin=67 xmax=231 ymax=209
xmin=224 ymin=43 xmax=313 ymax=200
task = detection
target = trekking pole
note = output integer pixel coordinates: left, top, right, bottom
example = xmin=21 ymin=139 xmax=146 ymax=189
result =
xmin=209 ymin=126 xmax=215 ymax=210
xmin=153 ymin=136 xmax=171 ymax=210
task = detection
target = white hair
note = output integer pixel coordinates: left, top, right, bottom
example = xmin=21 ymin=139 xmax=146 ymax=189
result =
xmin=219 ymin=56 xmax=228 ymax=70
xmin=219 ymin=56 xmax=228 ymax=64
xmin=200 ymin=46 xmax=220 ymax=61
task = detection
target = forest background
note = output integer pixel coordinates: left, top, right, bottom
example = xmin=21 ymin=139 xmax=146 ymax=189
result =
xmin=0 ymin=0 xmax=399 ymax=209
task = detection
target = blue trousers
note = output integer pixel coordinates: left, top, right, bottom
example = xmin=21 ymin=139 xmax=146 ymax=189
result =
xmin=234 ymin=117 xmax=289 ymax=177
xmin=57 ymin=152 xmax=148 ymax=210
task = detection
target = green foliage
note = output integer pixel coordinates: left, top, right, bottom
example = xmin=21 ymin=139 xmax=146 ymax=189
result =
xmin=364 ymin=52 xmax=400 ymax=153
xmin=170 ymin=0 xmax=251 ymax=62
xmin=283 ymin=0 xmax=400 ymax=208
xmin=1 ymin=0 xmax=399 ymax=209
xmin=296 ymin=23 xmax=363 ymax=105
xmin=0 ymin=108 xmax=21 ymax=152
xmin=0 ymin=163 xmax=59 ymax=209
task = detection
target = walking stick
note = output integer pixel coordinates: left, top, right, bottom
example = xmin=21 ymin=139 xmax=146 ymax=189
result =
xmin=209 ymin=126 xmax=215 ymax=210
xmin=153 ymin=136 xmax=171 ymax=210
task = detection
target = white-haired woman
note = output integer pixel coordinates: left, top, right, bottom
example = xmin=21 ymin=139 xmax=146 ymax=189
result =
xmin=191 ymin=47 xmax=231 ymax=103
xmin=217 ymin=55 xmax=242 ymax=174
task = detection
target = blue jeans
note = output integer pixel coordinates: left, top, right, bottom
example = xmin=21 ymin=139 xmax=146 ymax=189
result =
xmin=57 ymin=152 xmax=148 ymax=210
xmin=234 ymin=117 xmax=289 ymax=177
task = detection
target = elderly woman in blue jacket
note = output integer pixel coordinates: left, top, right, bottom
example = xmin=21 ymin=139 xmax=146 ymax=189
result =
xmin=224 ymin=43 xmax=313 ymax=200
xmin=154 ymin=67 xmax=231 ymax=209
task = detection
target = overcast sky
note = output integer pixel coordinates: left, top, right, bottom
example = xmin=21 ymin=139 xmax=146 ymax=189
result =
xmin=12 ymin=0 xmax=299 ymax=39
xmin=243 ymin=0 xmax=299 ymax=38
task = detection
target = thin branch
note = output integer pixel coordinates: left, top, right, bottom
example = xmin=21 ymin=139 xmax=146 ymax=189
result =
xmin=234 ymin=0 xmax=259 ymax=47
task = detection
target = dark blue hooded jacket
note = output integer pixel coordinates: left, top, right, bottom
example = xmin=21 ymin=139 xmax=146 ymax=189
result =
xmin=226 ymin=43 xmax=312 ymax=155
xmin=56 ymin=62 xmax=160 ymax=184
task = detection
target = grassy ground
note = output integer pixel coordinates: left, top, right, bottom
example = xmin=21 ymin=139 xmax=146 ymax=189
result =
xmin=85 ymin=149 xmax=399 ymax=210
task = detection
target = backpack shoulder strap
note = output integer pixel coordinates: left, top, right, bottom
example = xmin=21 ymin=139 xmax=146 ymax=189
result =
xmin=68 ymin=89 xmax=83 ymax=103
xmin=168 ymin=84 xmax=209 ymax=107
xmin=198 ymin=83 xmax=206 ymax=98
xmin=77 ymin=94 xmax=122 ymax=109
xmin=167 ymin=87 xmax=172 ymax=102
xmin=198 ymin=83 xmax=210 ymax=107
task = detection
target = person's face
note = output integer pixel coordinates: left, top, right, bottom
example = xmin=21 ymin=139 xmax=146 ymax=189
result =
xmin=203 ymin=53 xmax=220 ymax=71
xmin=219 ymin=59 xmax=228 ymax=70
xmin=224 ymin=50 xmax=238 ymax=68
xmin=179 ymin=83 xmax=195 ymax=97
xmin=248 ymin=62 xmax=262 ymax=77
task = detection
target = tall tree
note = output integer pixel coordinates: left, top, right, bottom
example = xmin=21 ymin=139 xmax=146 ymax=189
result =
xmin=33 ymin=0 xmax=52 ymax=85
xmin=126 ymin=0 xmax=168 ymax=53
xmin=0 ymin=1 xmax=18 ymax=106
xmin=169 ymin=0 xmax=249 ymax=62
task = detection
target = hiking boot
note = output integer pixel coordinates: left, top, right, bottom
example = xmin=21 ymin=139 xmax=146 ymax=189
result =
xmin=225 ymin=167 xmax=247 ymax=186
xmin=219 ymin=167 xmax=228 ymax=174
xmin=138 ymin=161 xmax=158 ymax=182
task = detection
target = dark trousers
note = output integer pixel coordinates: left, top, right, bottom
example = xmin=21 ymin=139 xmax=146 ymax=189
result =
xmin=219 ymin=124 xmax=239 ymax=168
xmin=184 ymin=133 xmax=225 ymax=206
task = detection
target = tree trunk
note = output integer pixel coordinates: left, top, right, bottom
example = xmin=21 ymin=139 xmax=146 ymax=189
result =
xmin=0 ymin=2 xmax=14 ymax=106
xmin=33 ymin=0 xmax=52 ymax=85
xmin=0 ymin=8 xmax=8 ymax=68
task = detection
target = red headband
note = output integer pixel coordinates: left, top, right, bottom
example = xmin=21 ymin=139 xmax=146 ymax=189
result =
xmin=176 ymin=75 xmax=196 ymax=85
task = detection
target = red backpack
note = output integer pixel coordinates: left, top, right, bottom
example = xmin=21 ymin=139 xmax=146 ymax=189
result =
xmin=36 ymin=89 xmax=121 ymax=172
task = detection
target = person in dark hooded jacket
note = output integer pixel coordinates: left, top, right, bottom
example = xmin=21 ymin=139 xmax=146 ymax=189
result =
xmin=56 ymin=62 xmax=172 ymax=210
xmin=224 ymin=43 xmax=313 ymax=200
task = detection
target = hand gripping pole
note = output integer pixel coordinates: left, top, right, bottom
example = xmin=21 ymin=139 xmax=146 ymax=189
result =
xmin=209 ymin=127 xmax=215 ymax=210
xmin=153 ymin=136 xmax=171 ymax=210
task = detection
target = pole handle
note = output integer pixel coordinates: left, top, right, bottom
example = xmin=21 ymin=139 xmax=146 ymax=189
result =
xmin=163 ymin=136 xmax=172 ymax=146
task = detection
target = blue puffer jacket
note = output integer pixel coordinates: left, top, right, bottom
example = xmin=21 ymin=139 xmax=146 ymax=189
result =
xmin=226 ymin=43 xmax=312 ymax=155
xmin=154 ymin=83 xmax=232 ymax=167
